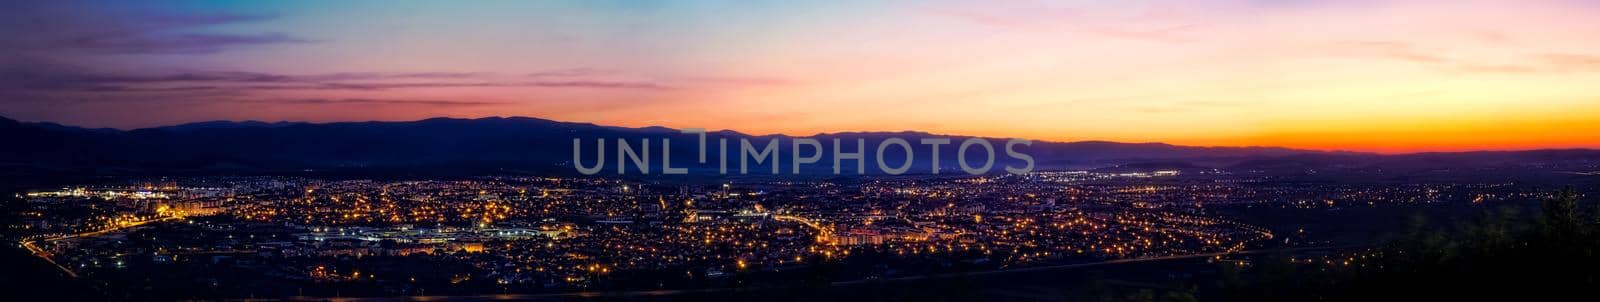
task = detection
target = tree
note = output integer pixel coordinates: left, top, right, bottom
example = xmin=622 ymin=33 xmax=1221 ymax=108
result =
xmin=1538 ymin=187 xmax=1583 ymax=241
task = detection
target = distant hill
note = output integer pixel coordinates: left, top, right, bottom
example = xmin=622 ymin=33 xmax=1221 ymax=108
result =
xmin=2 ymin=115 xmax=1597 ymax=177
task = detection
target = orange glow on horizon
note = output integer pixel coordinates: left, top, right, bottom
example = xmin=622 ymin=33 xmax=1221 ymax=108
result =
xmin=4 ymin=1 xmax=1599 ymax=154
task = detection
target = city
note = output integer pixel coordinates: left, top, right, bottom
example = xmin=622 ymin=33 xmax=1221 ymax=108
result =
xmin=6 ymin=164 xmax=1593 ymax=299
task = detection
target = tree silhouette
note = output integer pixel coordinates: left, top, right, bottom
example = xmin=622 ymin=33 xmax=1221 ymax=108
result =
xmin=1209 ymin=187 xmax=1598 ymax=302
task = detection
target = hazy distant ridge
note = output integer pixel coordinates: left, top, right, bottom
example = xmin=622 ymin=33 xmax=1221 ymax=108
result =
xmin=2 ymin=116 xmax=1596 ymax=176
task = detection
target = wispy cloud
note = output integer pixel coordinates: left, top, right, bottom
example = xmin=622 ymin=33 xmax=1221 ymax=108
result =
xmin=1327 ymin=41 xmax=1447 ymax=64
xmin=240 ymin=80 xmax=670 ymax=91
xmin=1540 ymin=53 xmax=1600 ymax=72
xmin=928 ymin=1 xmax=1213 ymax=43
xmin=527 ymin=68 xmax=616 ymax=78
xmin=1325 ymin=41 xmax=1600 ymax=75
xmin=2 ymin=3 xmax=309 ymax=55
xmin=675 ymin=76 xmax=793 ymax=86
xmin=1134 ymin=99 xmax=1244 ymax=114
xmin=54 ymin=32 xmax=311 ymax=54
xmin=0 ymin=64 xmax=670 ymax=92
xmin=239 ymin=98 xmax=505 ymax=107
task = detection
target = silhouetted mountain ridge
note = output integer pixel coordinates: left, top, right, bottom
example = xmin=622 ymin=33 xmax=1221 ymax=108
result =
xmin=2 ymin=116 xmax=1597 ymax=176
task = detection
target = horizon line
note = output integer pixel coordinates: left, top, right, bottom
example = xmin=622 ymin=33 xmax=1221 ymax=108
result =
xmin=7 ymin=114 xmax=1598 ymax=156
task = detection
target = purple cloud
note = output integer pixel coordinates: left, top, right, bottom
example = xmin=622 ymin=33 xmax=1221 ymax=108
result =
xmin=527 ymin=68 xmax=617 ymax=78
xmin=0 ymin=62 xmax=672 ymax=94
xmin=239 ymin=98 xmax=505 ymax=107
xmin=56 ymin=33 xmax=311 ymax=54
xmin=2 ymin=3 xmax=309 ymax=55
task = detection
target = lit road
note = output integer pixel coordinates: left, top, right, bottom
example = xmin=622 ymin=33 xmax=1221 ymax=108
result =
xmin=19 ymin=240 xmax=77 ymax=278
xmin=43 ymin=216 xmax=180 ymax=242
xmin=773 ymin=214 xmax=832 ymax=237
xmin=19 ymin=215 xmax=183 ymax=278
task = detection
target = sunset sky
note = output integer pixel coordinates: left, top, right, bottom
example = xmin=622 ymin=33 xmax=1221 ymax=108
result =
xmin=3 ymin=0 xmax=1599 ymax=153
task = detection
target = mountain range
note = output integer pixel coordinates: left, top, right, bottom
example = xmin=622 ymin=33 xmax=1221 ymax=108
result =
xmin=2 ymin=115 xmax=1597 ymax=178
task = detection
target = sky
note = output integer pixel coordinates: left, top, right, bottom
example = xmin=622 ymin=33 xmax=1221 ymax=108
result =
xmin=2 ymin=0 xmax=1599 ymax=153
